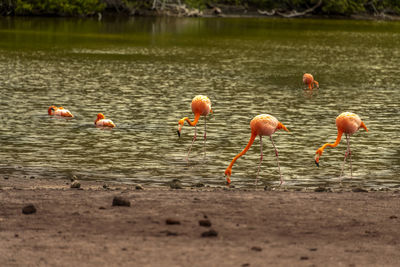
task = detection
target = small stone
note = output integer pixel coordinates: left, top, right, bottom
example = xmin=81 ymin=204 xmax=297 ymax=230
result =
xmin=166 ymin=218 xmax=181 ymax=225
xmin=70 ymin=181 xmax=81 ymax=189
xmin=14 ymin=234 xmax=19 ymax=238
xmin=103 ymin=184 xmax=109 ymax=189
xmin=352 ymin=187 xmax=368 ymax=193
xmin=199 ymin=219 xmax=212 ymax=227
xmin=122 ymin=248 xmax=127 ymax=251
xmin=241 ymin=264 xmax=250 ymax=267
xmin=99 ymin=206 xmax=106 ymax=210
xmin=309 ymin=248 xmax=318 ymax=251
xmin=169 ymin=179 xmax=183 ymax=189
xmin=135 ymin=184 xmax=144 ymax=190
xmin=22 ymin=204 xmax=36 ymax=214
xmin=194 ymin=182 xmax=205 ymax=187
xmin=314 ymin=187 xmax=327 ymax=192
xmin=30 ymin=176 xmax=35 ymax=179
xmin=201 ymin=229 xmax=218 ymax=237
xmin=70 ymin=175 xmax=78 ymax=182
xmin=4 ymin=176 xmax=9 ymax=180
xmin=389 ymin=215 xmax=398 ymax=219
xmin=251 ymin=246 xmax=262 ymax=252
xmin=112 ymin=196 xmax=131 ymax=207
xmin=300 ymin=256 xmax=309 ymax=260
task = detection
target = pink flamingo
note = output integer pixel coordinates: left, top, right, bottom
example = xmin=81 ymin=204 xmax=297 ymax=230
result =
xmin=95 ymin=113 xmax=116 ymax=128
xmin=303 ymin=73 xmax=319 ymax=89
xmin=224 ymin=114 xmax=289 ymax=185
xmin=177 ymin=95 xmax=212 ymax=160
xmin=315 ymin=112 xmax=368 ymax=179
xmin=48 ymin=106 xmax=73 ymax=118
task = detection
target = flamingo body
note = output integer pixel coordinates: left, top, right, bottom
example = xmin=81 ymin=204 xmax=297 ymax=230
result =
xmin=315 ymin=112 xmax=368 ymax=178
xmin=95 ymin=113 xmax=116 ymax=128
xmin=224 ymin=114 xmax=289 ymax=185
xmin=303 ymin=73 xmax=319 ymax=89
xmin=177 ymin=95 xmax=212 ymax=160
xmin=48 ymin=106 xmax=73 ymax=118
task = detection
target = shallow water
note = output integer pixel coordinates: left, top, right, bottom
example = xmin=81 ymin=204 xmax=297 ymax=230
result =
xmin=0 ymin=17 xmax=399 ymax=189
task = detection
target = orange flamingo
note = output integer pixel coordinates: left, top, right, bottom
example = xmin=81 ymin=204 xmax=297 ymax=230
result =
xmin=303 ymin=73 xmax=319 ymax=89
xmin=48 ymin=106 xmax=73 ymax=118
xmin=315 ymin=112 xmax=368 ymax=179
xmin=224 ymin=114 xmax=289 ymax=185
xmin=177 ymin=95 xmax=212 ymax=160
xmin=95 ymin=113 xmax=116 ymax=128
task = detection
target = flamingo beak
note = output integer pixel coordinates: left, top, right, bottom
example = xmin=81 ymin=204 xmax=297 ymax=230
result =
xmin=177 ymin=130 xmax=181 ymax=138
xmin=177 ymin=124 xmax=182 ymax=138
xmin=314 ymin=154 xmax=320 ymax=167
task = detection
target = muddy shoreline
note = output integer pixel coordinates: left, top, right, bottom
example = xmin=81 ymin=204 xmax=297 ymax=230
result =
xmin=1 ymin=176 xmax=399 ymax=266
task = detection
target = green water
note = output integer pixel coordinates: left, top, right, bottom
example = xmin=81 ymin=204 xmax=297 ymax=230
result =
xmin=0 ymin=16 xmax=399 ymax=189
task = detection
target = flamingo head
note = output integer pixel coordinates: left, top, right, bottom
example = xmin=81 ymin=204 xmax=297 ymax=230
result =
xmin=314 ymin=148 xmax=323 ymax=167
xmin=95 ymin=113 xmax=105 ymax=124
xmin=177 ymin=119 xmax=185 ymax=137
xmin=48 ymin=106 xmax=57 ymax=115
xmin=224 ymin=168 xmax=232 ymax=184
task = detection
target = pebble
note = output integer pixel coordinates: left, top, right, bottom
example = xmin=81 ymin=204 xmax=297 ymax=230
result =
xmin=352 ymin=187 xmax=368 ymax=193
xmin=135 ymin=184 xmax=144 ymax=190
xmin=194 ymin=182 xmax=205 ymax=187
xmin=169 ymin=179 xmax=183 ymax=189
xmin=300 ymin=256 xmax=309 ymax=260
xmin=22 ymin=204 xmax=36 ymax=214
xmin=70 ymin=181 xmax=81 ymax=189
xmin=251 ymin=246 xmax=262 ymax=252
xmin=112 ymin=196 xmax=131 ymax=207
xmin=166 ymin=218 xmax=181 ymax=225
xmin=201 ymin=229 xmax=218 ymax=237
xmin=199 ymin=219 xmax=212 ymax=227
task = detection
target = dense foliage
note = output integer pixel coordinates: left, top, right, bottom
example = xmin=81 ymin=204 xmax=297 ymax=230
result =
xmin=0 ymin=0 xmax=399 ymax=16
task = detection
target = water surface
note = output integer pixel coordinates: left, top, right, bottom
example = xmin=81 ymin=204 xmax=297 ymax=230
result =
xmin=0 ymin=17 xmax=399 ymax=189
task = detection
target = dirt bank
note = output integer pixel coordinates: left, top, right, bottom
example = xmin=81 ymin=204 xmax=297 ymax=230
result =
xmin=0 ymin=177 xmax=399 ymax=266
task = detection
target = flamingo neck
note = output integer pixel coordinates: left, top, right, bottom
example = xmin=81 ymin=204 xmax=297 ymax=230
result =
xmin=318 ymin=129 xmax=343 ymax=155
xmin=225 ymin=133 xmax=257 ymax=181
xmin=182 ymin=113 xmax=201 ymax=127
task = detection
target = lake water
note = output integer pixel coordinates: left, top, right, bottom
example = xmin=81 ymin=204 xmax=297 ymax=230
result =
xmin=0 ymin=16 xmax=399 ymax=189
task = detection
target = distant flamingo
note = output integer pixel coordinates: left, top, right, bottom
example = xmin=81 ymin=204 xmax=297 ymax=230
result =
xmin=303 ymin=73 xmax=319 ymax=89
xmin=224 ymin=114 xmax=289 ymax=185
xmin=48 ymin=106 xmax=73 ymax=118
xmin=95 ymin=113 xmax=116 ymax=128
xmin=315 ymin=112 xmax=368 ymax=179
xmin=177 ymin=95 xmax=212 ymax=160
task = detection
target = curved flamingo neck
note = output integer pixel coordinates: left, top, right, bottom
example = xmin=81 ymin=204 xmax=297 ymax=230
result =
xmin=226 ymin=133 xmax=257 ymax=171
xmin=319 ymin=129 xmax=343 ymax=154
xmin=183 ymin=113 xmax=201 ymax=126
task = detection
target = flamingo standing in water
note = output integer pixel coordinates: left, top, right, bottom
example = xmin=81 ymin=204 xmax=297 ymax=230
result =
xmin=48 ymin=106 xmax=73 ymax=118
xmin=315 ymin=112 xmax=368 ymax=179
xmin=303 ymin=73 xmax=319 ymax=89
xmin=177 ymin=95 xmax=212 ymax=160
xmin=224 ymin=114 xmax=289 ymax=185
xmin=95 ymin=113 xmax=116 ymax=128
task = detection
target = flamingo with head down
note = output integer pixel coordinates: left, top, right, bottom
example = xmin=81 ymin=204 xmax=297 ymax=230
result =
xmin=177 ymin=95 xmax=212 ymax=160
xmin=224 ymin=114 xmax=289 ymax=185
xmin=303 ymin=73 xmax=319 ymax=90
xmin=315 ymin=112 xmax=368 ymax=180
xmin=95 ymin=113 xmax=116 ymax=128
xmin=48 ymin=106 xmax=73 ymax=118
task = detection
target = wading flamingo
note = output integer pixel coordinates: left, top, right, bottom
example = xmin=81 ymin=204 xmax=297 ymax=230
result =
xmin=48 ymin=106 xmax=73 ymax=118
xmin=303 ymin=73 xmax=319 ymax=89
xmin=95 ymin=113 xmax=116 ymax=128
xmin=224 ymin=114 xmax=289 ymax=185
xmin=315 ymin=112 xmax=368 ymax=179
xmin=177 ymin=95 xmax=212 ymax=160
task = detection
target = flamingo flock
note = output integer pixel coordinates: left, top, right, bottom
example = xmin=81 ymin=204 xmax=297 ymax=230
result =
xmin=48 ymin=72 xmax=369 ymax=186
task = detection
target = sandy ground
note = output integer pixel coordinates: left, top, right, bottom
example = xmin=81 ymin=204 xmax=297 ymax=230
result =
xmin=0 ymin=177 xmax=399 ymax=267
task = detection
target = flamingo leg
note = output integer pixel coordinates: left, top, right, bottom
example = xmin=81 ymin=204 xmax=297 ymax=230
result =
xmin=256 ymin=135 xmax=263 ymax=185
xmin=340 ymin=134 xmax=350 ymax=181
xmin=270 ymin=136 xmax=283 ymax=186
xmin=187 ymin=125 xmax=197 ymax=161
xmin=203 ymin=115 xmax=207 ymax=159
xmin=348 ymin=135 xmax=352 ymax=177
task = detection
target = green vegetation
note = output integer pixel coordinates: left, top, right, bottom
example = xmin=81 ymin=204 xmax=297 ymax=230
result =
xmin=0 ymin=0 xmax=399 ymax=17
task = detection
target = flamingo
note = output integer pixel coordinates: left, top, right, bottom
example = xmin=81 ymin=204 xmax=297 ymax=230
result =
xmin=315 ymin=112 xmax=368 ymax=179
xmin=95 ymin=113 xmax=116 ymax=128
xmin=303 ymin=73 xmax=319 ymax=90
xmin=177 ymin=95 xmax=212 ymax=160
xmin=48 ymin=106 xmax=73 ymax=118
xmin=224 ymin=114 xmax=289 ymax=185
